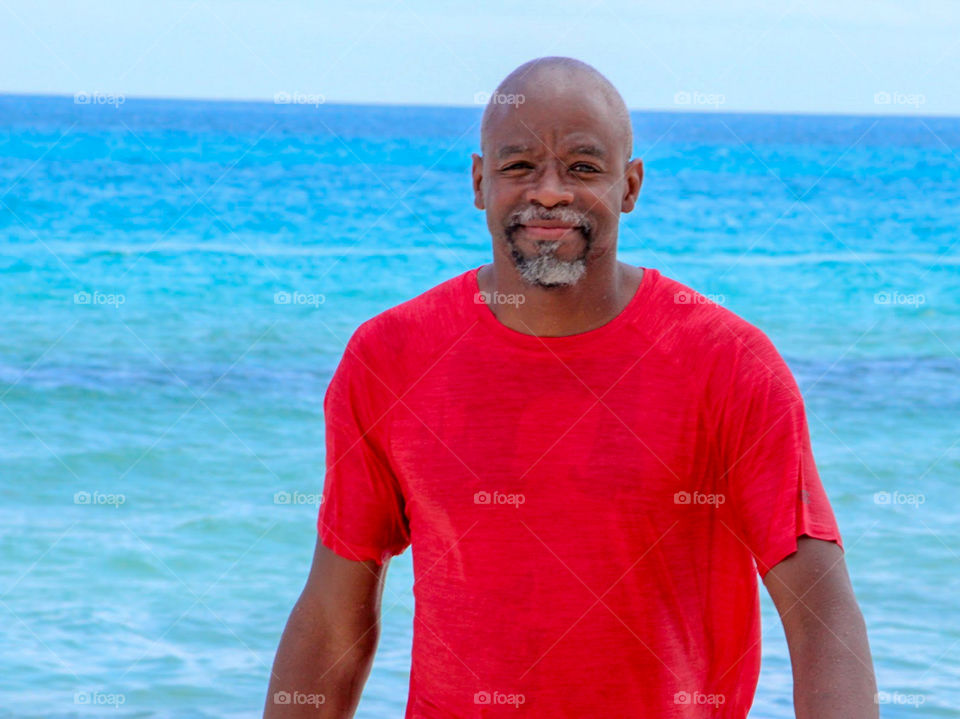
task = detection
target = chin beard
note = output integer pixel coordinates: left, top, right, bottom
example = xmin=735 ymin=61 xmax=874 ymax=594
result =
xmin=504 ymin=225 xmax=593 ymax=288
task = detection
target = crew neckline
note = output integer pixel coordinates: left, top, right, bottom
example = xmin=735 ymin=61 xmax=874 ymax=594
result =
xmin=469 ymin=264 xmax=657 ymax=352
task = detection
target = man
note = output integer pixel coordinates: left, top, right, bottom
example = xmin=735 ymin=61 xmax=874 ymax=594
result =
xmin=264 ymin=57 xmax=878 ymax=718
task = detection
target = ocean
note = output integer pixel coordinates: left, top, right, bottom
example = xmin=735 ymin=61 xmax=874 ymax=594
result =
xmin=0 ymin=95 xmax=957 ymax=717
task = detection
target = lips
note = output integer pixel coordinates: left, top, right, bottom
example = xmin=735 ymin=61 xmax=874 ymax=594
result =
xmin=519 ymin=224 xmax=580 ymax=240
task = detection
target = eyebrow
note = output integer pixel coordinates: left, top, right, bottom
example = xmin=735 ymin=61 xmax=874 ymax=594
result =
xmin=569 ymin=144 xmax=607 ymax=159
xmin=496 ymin=144 xmax=531 ymax=159
xmin=495 ymin=143 xmax=608 ymax=160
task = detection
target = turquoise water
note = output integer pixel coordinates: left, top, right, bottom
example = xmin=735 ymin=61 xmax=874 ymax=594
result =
xmin=1 ymin=95 xmax=958 ymax=717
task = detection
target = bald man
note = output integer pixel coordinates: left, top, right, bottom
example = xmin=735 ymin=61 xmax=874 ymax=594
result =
xmin=264 ymin=57 xmax=878 ymax=718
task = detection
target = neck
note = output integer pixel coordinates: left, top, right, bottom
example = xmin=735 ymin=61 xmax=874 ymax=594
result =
xmin=477 ymin=257 xmax=642 ymax=337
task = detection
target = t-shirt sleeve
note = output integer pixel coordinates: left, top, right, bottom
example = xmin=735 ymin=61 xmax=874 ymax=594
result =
xmin=717 ymin=327 xmax=844 ymax=579
xmin=316 ymin=331 xmax=411 ymax=565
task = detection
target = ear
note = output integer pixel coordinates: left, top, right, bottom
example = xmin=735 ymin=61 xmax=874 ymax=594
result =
xmin=620 ymin=158 xmax=644 ymax=214
xmin=471 ymin=153 xmax=485 ymax=210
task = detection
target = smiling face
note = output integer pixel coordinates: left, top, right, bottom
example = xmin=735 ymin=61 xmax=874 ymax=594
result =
xmin=472 ymin=60 xmax=643 ymax=288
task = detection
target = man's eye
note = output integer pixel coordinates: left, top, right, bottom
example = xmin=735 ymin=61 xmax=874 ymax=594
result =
xmin=572 ymin=163 xmax=599 ymax=173
xmin=502 ymin=162 xmax=531 ymax=170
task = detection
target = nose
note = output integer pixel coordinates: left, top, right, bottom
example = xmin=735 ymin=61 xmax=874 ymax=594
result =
xmin=526 ymin=162 xmax=575 ymax=207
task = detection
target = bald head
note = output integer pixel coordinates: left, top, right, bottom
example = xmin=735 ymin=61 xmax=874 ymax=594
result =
xmin=480 ymin=57 xmax=633 ymax=165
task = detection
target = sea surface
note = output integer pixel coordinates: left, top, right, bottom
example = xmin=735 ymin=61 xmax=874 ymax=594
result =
xmin=1 ymin=95 xmax=958 ymax=717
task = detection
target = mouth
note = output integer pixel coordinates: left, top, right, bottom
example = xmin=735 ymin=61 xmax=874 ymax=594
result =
xmin=517 ymin=224 xmax=581 ymax=240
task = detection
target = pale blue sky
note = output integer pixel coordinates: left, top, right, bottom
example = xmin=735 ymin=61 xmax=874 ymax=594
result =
xmin=2 ymin=0 xmax=959 ymax=115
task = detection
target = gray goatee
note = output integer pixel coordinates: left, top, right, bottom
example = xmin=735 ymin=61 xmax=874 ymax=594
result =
xmin=505 ymin=207 xmax=593 ymax=288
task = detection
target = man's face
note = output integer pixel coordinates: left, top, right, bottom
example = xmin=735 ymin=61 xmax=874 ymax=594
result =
xmin=472 ymin=88 xmax=642 ymax=288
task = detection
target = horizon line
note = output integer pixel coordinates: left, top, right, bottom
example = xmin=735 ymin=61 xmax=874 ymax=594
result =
xmin=1 ymin=90 xmax=958 ymax=122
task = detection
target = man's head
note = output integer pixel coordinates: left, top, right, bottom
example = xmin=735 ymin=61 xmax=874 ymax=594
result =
xmin=472 ymin=57 xmax=643 ymax=289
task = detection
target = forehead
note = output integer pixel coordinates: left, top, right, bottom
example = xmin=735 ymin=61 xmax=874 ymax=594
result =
xmin=484 ymin=90 xmax=621 ymax=157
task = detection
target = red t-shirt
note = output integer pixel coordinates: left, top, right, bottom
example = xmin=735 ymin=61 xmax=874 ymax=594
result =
xmin=317 ymin=265 xmax=843 ymax=718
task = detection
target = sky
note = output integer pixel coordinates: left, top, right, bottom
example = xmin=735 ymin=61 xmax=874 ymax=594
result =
xmin=2 ymin=0 xmax=959 ymax=116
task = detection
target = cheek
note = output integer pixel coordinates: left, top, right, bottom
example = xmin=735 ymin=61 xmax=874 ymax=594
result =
xmin=485 ymin=186 xmax=522 ymax=221
xmin=487 ymin=181 xmax=519 ymax=205
xmin=482 ymin=190 xmax=511 ymax=234
xmin=585 ymin=190 xmax=620 ymax=227
xmin=596 ymin=181 xmax=624 ymax=207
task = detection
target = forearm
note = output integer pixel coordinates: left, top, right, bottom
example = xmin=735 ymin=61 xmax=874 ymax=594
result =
xmin=787 ymin=601 xmax=878 ymax=719
xmin=264 ymin=598 xmax=379 ymax=718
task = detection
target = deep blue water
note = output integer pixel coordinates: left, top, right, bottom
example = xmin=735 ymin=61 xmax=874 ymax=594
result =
xmin=1 ymin=95 xmax=958 ymax=717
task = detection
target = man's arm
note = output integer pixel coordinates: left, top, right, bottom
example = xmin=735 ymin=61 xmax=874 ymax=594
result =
xmin=762 ymin=535 xmax=878 ymax=719
xmin=263 ymin=538 xmax=388 ymax=718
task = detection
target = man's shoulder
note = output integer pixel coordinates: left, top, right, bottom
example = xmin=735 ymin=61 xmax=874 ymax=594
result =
xmin=649 ymin=271 xmax=776 ymax=361
xmin=641 ymin=271 xmax=799 ymax=408
xmin=346 ymin=268 xmax=476 ymax=367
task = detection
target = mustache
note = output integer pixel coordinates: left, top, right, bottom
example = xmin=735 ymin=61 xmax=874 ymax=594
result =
xmin=507 ymin=207 xmax=592 ymax=232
